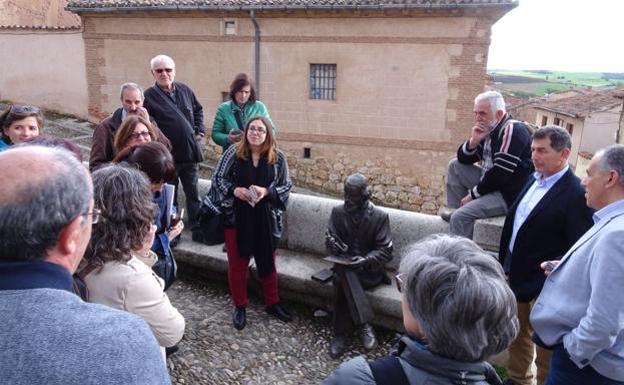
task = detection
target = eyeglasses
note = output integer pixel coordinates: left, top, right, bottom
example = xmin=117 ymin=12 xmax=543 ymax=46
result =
xmin=82 ymin=208 xmax=101 ymax=224
xmin=154 ymin=68 xmax=173 ymax=74
xmin=395 ymin=273 xmax=403 ymax=293
xmin=10 ymin=104 xmax=40 ymax=114
xmin=248 ymin=125 xmax=267 ymax=134
xmin=130 ymin=131 xmax=150 ymax=140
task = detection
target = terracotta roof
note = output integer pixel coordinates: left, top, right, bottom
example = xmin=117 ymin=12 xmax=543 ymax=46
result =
xmin=66 ymin=0 xmax=516 ymax=12
xmin=533 ymin=87 xmax=624 ymax=119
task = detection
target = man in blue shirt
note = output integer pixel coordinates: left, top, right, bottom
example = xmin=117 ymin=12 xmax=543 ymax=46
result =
xmin=0 ymin=146 xmax=171 ymax=385
xmin=531 ymin=144 xmax=624 ymax=385
xmin=498 ymin=126 xmax=593 ymax=385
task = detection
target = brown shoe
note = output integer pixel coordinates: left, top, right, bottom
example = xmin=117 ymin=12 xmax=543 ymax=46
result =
xmin=438 ymin=207 xmax=456 ymax=222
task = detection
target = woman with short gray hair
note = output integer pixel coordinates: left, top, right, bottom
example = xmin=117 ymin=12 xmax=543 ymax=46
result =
xmin=323 ymin=234 xmax=519 ymax=385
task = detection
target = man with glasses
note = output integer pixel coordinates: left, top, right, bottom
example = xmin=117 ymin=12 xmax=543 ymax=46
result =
xmin=144 ymin=54 xmax=205 ymax=231
xmin=89 ymin=82 xmax=171 ymax=171
xmin=0 ymin=146 xmax=171 ymax=385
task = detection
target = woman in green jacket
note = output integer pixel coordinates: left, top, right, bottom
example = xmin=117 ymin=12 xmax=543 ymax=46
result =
xmin=211 ymin=73 xmax=276 ymax=151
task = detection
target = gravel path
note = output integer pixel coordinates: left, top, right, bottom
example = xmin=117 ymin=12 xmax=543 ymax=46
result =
xmin=166 ymin=272 xmax=397 ymax=385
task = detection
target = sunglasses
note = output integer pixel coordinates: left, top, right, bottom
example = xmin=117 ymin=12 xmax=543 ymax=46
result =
xmin=395 ymin=273 xmax=404 ymax=293
xmin=154 ymin=68 xmax=173 ymax=74
xmin=10 ymin=104 xmax=40 ymax=114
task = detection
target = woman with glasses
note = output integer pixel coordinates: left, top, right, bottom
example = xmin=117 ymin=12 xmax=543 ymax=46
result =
xmin=211 ymin=73 xmax=276 ymax=152
xmin=113 ymin=115 xmax=157 ymax=154
xmin=114 ymin=142 xmax=183 ymax=290
xmin=0 ymin=104 xmax=43 ymax=151
xmin=80 ymin=164 xmax=185 ymax=362
xmin=201 ymin=115 xmax=292 ymax=330
xmin=323 ymin=234 xmax=519 ymax=385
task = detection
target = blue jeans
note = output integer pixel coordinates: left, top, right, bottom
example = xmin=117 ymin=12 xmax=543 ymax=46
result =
xmin=546 ymin=345 xmax=624 ymax=385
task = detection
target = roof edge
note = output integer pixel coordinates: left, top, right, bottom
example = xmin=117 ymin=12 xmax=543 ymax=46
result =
xmin=66 ymin=2 xmax=517 ymax=14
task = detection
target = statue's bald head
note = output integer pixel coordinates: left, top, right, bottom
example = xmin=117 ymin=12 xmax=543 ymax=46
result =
xmin=0 ymin=146 xmax=92 ymax=261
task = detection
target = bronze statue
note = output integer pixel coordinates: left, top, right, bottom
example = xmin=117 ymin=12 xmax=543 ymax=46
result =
xmin=325 ymin=173 xmax=393 ymax=358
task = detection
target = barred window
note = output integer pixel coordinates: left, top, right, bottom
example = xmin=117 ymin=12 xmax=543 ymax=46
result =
xmin=309 ymin=64 xmax=336 ymax=100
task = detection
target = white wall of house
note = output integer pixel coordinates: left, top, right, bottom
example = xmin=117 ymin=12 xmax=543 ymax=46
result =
xmin=0 ymin=29 xmax=88 ymax=118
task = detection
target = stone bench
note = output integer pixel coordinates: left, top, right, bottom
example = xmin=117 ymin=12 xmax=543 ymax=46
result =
xmin=175 ymin=179 xmax=504 ymax=331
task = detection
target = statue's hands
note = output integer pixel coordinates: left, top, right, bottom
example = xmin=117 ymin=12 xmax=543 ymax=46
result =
xmin=350 ymin=256 xmax=367 ymax=267
xmin=325 ymin=231 xmax=342 ymax=255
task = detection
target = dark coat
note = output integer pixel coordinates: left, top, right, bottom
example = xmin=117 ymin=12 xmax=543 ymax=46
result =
xmin=143 ymin=81 xmax=205 ymax=164
xmin=457 ymin=114 xmax=533 ymax=206
xmin=328 ymin=202 xmax=393 ymax=276
xmin=498 ymin=168 xmax=594 ymax=302
xmin=89 ymin=108 xmax=171 ymax=171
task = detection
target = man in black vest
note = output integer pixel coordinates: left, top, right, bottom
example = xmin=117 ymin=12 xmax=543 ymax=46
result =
xmin=326 ymin=173 xmax=393 ymax=359
xmin=498 ymin=126 xmax=593 ymax=385
xmin=144 ymin=54 xmax=205 ymax=229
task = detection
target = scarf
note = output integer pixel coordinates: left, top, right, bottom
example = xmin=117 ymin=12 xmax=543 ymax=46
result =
xmin=234 ymin=155 xmax=276 ymax=277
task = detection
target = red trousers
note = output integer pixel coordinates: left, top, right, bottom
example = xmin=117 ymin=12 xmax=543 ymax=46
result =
xmin=224 ymin=228 xmax=279 ymax=308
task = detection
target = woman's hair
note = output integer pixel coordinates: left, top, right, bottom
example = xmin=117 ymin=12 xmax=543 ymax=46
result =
xmin=113 ymin=115 xmax=156 ymax=153
xmin=229 ymin=73 xmax=257 ymax=103
xmin=113 ymin=141 xmax=176 ymax=184
xmin=18 ymin=135 xmax=83 ymax=162
xmin=85 ymin=164 xmax=156 ymax=266
xmin=235 ymin=115 xmax=277 ymax=164
xmin=0 ymin=105 xmax=44 ymax=143
xmin=399 ymin=234 xmax=519 ymax=362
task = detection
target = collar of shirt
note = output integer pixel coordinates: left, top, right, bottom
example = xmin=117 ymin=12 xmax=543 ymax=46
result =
xmin=533 ymin=164 xmax=569 ymax=188
xmin=593 ymin=198 xmax=624 ymax=224
xmin=0 ymin=260 xmax=73 ymax=292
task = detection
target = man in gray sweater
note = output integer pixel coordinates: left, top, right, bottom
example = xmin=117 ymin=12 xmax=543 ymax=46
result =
xmin=0 ymin=146 xmax=171 ymax=385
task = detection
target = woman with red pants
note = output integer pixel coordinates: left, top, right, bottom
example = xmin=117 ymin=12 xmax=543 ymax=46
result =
xmin=202 ymin=115 xmax=292 ymax=330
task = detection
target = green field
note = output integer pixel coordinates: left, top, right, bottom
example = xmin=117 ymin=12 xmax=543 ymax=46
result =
xmin=488 ymin=69 xmax=624 ymax=97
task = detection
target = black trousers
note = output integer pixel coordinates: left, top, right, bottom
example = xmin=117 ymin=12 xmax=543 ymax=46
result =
xmin=332 ymin=265 xmax=384 ymax=335
xmin=174 ymin=162 xmax=201 ymax=227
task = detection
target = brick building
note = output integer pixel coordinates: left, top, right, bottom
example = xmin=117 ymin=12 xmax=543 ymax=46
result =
xmin=66 ymin=0 xmax=516 ymax=213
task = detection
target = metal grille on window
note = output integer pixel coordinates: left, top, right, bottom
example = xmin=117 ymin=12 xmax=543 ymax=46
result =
xmin=309 ymin=64 xmax=336 ymax=100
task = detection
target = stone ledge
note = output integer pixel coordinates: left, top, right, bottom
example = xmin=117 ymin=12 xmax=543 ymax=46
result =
xmin=177 ymin=180 xmax=508 ymax=332
xmin=175 ymin=231 xmax=405 ymax=331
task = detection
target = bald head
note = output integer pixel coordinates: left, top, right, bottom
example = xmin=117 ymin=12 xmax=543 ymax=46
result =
xmin=0 ymin=146 xmax=92 ymax=261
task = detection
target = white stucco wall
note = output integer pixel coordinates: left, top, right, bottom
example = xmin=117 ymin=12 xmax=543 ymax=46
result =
xmin=0 ymin=29 xmax=88 ymax=118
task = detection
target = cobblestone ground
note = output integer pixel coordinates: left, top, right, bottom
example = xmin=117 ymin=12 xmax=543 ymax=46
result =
xmin=166 ymin=271 xmax=397 ymax=385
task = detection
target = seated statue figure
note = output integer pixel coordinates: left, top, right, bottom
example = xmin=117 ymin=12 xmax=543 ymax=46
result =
xmin=325 ymin=173 xmax=393 ymax=359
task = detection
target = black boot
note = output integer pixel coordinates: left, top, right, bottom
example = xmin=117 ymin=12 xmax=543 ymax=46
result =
xmin=232 ymin=307 xmax=246 ymax=330
xmin=329 ymin=335 xmax=347 ymax=359
xmin=361 ymin=323 xmax=378 ymax=351
xmin=265 ymin=303 xmax=292 ymax=322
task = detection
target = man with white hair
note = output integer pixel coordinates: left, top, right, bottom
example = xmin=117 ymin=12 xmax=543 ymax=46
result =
xmin=441 ymin=90 xmax=533 ymax=239
xmin=144 ymin=54 xmax=205 ymax=230
xmin=531 ymin=144 xmax=624 ymax=385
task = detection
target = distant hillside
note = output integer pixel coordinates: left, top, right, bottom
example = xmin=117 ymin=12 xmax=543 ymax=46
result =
xmin=488 ymin=69 xmax=624 ymax=98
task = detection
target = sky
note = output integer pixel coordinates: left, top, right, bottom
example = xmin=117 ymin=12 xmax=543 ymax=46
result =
xmin=488 ymin=0 xmax=623 ymax=73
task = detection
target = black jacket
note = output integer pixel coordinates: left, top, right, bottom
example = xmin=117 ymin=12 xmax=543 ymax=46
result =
xmin=457 ymin=114 xmax=533 ymax=206
xmin=498 ymin=168 xmax=594 ymax=302
xmin=144 ymin=81 xmax=204 ymax=164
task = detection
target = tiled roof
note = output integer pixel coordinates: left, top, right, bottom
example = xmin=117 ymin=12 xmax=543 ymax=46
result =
xmin=66 ymin=0 xmax=516 ymax=12
xmin=534 ymin=87 xmax=624 ymax=119
xmin=0 ymin=24 xmax=81 ymax=30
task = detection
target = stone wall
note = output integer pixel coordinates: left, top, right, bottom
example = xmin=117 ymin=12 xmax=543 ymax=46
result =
xmin=74 ymin=7 xmax=512 ymax=213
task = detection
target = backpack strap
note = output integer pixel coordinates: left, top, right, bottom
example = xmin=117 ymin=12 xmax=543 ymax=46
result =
xmin=233 ymin=107 xmax=245 ymax=132
xmin=369 ymin=356 xmax=410 ymax=385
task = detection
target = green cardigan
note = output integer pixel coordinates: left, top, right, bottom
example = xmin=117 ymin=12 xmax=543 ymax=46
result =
xmin=211 ymin=100 xmax=276 ymax=150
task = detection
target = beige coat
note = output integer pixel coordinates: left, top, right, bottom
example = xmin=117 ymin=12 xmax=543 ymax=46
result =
xmin=84 ymin=251 xmax=185 ymax=360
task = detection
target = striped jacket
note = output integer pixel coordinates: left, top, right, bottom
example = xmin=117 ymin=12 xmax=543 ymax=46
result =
xmin=457 ymin=114 xmax=533 ymax=206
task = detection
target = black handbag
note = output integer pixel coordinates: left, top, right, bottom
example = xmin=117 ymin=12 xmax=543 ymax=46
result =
xmin=195 ymin=204 xmax=225 ymax=245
